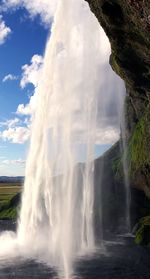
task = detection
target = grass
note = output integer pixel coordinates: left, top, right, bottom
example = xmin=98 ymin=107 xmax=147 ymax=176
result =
xmin=0 ymin=207 xmax=18 ymax=219
xmin=0 ymin=183 xmax=22 ymax=219
xmin=0 ymin=183 xmax=21 ymax=205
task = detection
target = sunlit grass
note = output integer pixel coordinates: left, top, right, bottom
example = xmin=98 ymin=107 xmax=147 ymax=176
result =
xmin=0 ymin=183 xmax=22 ymax=219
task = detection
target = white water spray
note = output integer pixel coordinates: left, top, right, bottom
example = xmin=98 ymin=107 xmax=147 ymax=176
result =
xmin=0 ymin=0 xmax=125 ymax=277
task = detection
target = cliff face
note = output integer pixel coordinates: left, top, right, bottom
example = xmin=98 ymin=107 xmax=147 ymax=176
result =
xmin=86 ymin=0 xmax=150 ymax=195
xmin=86 ymin=0 xmax=149 ymax=100
xmin=85 ymin=0 xmax=150 ymax=241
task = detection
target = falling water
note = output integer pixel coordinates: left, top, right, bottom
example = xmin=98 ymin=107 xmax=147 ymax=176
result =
xmin=0 ymin=0 xmax=126 ymax=277
xmin=17 ymin=0 xmax=103 ymax=274
xmin=121 ymin=107 xmax=131 ymax=233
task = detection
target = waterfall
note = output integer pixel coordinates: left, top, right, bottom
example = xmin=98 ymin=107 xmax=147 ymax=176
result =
xmin=17 ymin=0 xmax=103 ymax=273
xmin=0 ymin=0 xmax=126 ymax=277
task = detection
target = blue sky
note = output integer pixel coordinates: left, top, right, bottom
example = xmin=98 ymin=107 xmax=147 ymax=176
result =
xmin=0 ymin=0 xmax=122 ymax=176
xmin=0 ymin=2 xmax=49 ymax=175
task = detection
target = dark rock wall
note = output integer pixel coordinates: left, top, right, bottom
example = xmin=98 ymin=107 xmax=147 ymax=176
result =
xmin=85 ymin=0 xmax=149 ymax=106
xmin=86 ymin=0 xmax=150 ymax=234
xmin=85 ymin=0 xmax=150 ymax=187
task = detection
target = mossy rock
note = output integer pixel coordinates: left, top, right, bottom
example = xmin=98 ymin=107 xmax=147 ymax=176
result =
xmin=114 ymin=110 xmax=149 ymax=177
xmin=111 ymin=108 xmax=150 ymax=199
xmin=127 ymin=109 xmax=150 ymax=179
xmin=112 ymin=156 xmax=124 ymax=181
xmin=135 ymin=216 xmax=150 ymax=246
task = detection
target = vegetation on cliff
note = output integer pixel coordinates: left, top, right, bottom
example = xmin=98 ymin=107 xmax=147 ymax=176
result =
xmin=135 ymin=216 xmax=150 ymax=246
xmin=128 ymin=110 xmax=150 ymax=197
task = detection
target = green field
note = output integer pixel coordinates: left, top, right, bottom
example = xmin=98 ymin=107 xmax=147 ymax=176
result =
xmin=0 ymin=183 xmax=21 ymax=204
xmin=0 ymin=183 xmax=22 ymax=219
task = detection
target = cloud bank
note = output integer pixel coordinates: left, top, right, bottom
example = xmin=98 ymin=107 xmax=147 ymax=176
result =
xmin=0 ymin=126 xmax=30 ymax=144
xmin=1 ymin=159 xmax=25 ymax=166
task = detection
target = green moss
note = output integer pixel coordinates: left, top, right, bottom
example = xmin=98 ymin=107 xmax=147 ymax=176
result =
xmin=112 ymin=156 xmax=124 ymax=181
xmin=135 ymin=216 xmax=150 ymax=245
xmin=128 ymin=110 xmax=149 ymax=178
xmin=112 ymin=110 xmax=149 ymax=183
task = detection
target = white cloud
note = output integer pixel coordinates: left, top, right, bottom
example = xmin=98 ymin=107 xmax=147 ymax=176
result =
xmin=7 ymin=118 xmax=20 ymax=128
xmin=20 ymin=54 xmax=43 ymax=89
xmin=16 ymin=54 xmax=43 ymax=116
xmin=0 ymin=15 xmax=11 ymax=45
xmin=0 ymin=117 xmax=20 ymax=128
xmin=2 ymin=74 xmax=18 ymax=82
xmin=1 ymin=158 xmax=25 ymax=166
xmin=17 ymin=103 xmax=32 ymax=116
xmin=0 ymin=117 xmax=31 ymax=144
xmin=17 ymin=93 xmax=37 ymax=116
xmin=95 ymin=127 xmax=120 ymax=145
xmin=0 ymin=126 xmax=30 ymax=144
xmin=0 ymin=157 xmax=25 ymax=176
xmin=72 ymin=122 xmax=120 ymax=145
xmin=1 ymin=0 xmax=58 ymax=25
xmin=17 ymin=104 xmax=31 ymax=116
